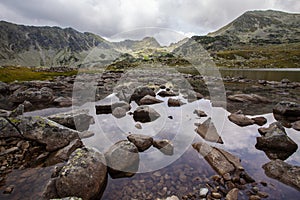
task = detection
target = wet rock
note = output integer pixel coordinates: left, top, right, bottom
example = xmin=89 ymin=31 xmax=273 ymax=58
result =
xmin=10 ymin=87 xmax=54 ymax=104
xmin=167 ymin=98 xmax=185 ymax=107
xmin=133 ymin=106 xmax=160 ymax=123
xmin=228 ymin=111 xmax=255 ymax=127
xmin=45 ymin=139 xmax=83 ymax=166
xmin=256 ymin=122 xmax=298 ymax=160
xmin=48 ymin=109 xmax=94 ymax=132
xmin=130 ymin=86 xmax=155 ymax=104
xmin=153 ymin=139 xmax=174 ymax=156
xmin=199 ymin=188 xmax=209 ymax=198
xmin=273 ymin=101 xmax=300 ymax=122
xmin=193 ymin=109 xmax=207 ymax=117
xmin=157 ymin=90 xmax=177 ymax=97
xmin=127 ymin=134 xmax=153 ymax=152
xmin=105 ymin=140 xmax=139 ymax=178
xmin=139 ymin=95 xmax=163 ymax=105
xmin=55 ymin=148 xmax=107 ymax=200
xmin=228 ymin=94 xmax=270 ymax=103
xmin=192 ymin=142 xmax=244 ymax=176
xmin=263 ymin=159 xmax=300 ymax=191
xmin=112 ymin=107 xmax=127 ymax=118
xmin=292 ymin=120 xmax=300 ymax=131
xmin=226 ymin=188 xmax=239 ymax=200
xmin=195 ymin=118 xmax=223 ymax=144
xmin=53 ymin=97 xmax=72 ymax=107
xmin=251 ymin=116 xmax=267 ymax=126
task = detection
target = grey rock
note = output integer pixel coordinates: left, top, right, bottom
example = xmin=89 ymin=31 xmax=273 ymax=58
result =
xmin=127 ymin=134 xmax=153 ymax=152
xmin=139 ymin=95 xmax=163 ymax=105
xmin=133 ymin=106 xmax=160 ymax=123
xmin=10 ymin=87 xmax=54 ymax=104
xmin=292 ymin=120 xmax=300 ymax=131
xmin=228 ymin=111 xmax=255 ymax=127
xmin=226 ymin=188 xmax=239 ymax=200
xmin=105 ymin=140 xmax=139 ymax=178
xmin=195 ymin=118 xmax=223 ymax=144
xmin=167 ymin=98 xmax=185 ymax=107
xmin=273 ymin=101 xmax=300 ymax=122
xmin=112 ymin=107 xmax=127 ymax=118
xmin=153 ymin=139 xmax=174 ymax=155
xmin=263 ymin=159 xmax=300 ymax=191
xmin=55 ymin=148 xmax=107 ymax=200
xmin=53 ymin=97 xmax=72 ymax=107
xmin=228 ymin=94 xmax=270 ymax=103
xmin=48 ymin=109 xmax=94 ymax=132
xmin=199 ymin=188 xmax=209 ymax=198
xmin=130 ymin=86 xmax=155 ymax=104
xmin=157 ymin=90 xmax=177 ymax=97
xmin=256 ymin=122 xmax=298 ymax=160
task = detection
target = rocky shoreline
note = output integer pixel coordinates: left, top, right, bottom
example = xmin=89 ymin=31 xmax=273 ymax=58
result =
xmin=0 ymin=71 xmax=300 ymax=199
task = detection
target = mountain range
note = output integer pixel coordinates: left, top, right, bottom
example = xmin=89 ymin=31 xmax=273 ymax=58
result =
xmin=0 ymin=9 xmax=299 ymax=68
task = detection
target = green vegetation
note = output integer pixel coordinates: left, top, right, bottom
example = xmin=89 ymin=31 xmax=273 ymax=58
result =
xmin=0 ymin=66 xmax=78 ymax=83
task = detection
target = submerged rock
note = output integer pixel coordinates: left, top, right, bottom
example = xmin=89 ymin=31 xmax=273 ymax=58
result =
xmin=133 ymin=106 xmax=160 ymax=123
xmin=54 ymin=148 xmax=107 ymax=200
xmin=105 ymin=140 xmax=139 ymax=179
xmin=48 ymin=109 xmax=94 ymax=132
xmin=195 ymin=118 xmax=223 ymax=144
xmin=228 ymin=111 xmax=255 ymax=127
xmin=127 ymin=134 xmax=153 ymax=152
xmin=256 ymin=122 xmax=298 ymax=160
xmin=263 ymin=159 xmax=300 ymax=191
xmin=153 ymin=139 xmax=174 ymax=155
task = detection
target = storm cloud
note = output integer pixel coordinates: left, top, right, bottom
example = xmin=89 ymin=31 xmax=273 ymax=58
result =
xmin=0 ymin=0 xmax=299 ymax=43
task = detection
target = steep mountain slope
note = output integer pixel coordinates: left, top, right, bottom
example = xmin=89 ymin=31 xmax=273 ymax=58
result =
xmin=0 ymin=21 xmax=118 ymax=67
xmin=113 ymin=37 xmax=161 ymax=52
xmin=175 ymin=10 xmax=300 ymax=68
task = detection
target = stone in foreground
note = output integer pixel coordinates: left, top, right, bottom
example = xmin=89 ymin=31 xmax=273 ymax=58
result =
xmin=105 ymin=140 xmax=139 ymax=179
xmin=139 ymin=95 xmax=163 ymax=105
xmin=127 ymin=134 xmax=153 ymax=152
xmin=195 ymin=117 xmax=223 ymax=144
xmin=133 ymin=106 xmax=160 ymax=123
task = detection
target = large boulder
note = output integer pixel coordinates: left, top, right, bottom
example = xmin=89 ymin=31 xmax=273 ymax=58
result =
xmin=228 ymin=111 xmax=255 ymax=127
xmin=54 ymin=148 xmax=107 ymax=200
xmin=263 ymin=159 xmax=300 ymax=191
xmin=9 ymin=87 xmax=54 ymax=104
xmin=195 ymin=118 xmax=223 ymax=144
xmin=133 ymin=106 xmax=160 ymax=123
xmin=48 ymin=109 xmax=94 ymax=132
xmin=130 ymin=86 xmax=155 ymax=104
xmin=127 ymin=134 xmax=153 ymax=152
xmin=255 ymin=122 xmax=298 ymax=160
xmin=105 ymin=140 xmax=139 ymax=179
xmin=273 ymin=101 xmax=300 ymax=123
xmin=0 ymin=116 xmax=80 ymax=152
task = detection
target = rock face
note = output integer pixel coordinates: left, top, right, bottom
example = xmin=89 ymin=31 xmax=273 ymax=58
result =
xmin=133 ymin=106 xmax=160 ymax=123
xmin=54 ymin=148 xmax=107 ymax=200
xmin=127 ymin=134 xmax=153 ymax=152
xmin=48 ymin=109 xmax=94 ymax=132
xmin=139 ymin=95 xmax=163 ymax=105
xmin=105 ymin=140 xmax=139 ymax=179
xmin=0 ymin=116 xmax=80 ymax=152
xmin=228 ymin=94 xmax=270 ymax=103
xmin=256 ymin=122 xmax=298 ymax=160
xmin=130 ymin=86 xmax=155 ymax=104
xmin=153 ymin=139 xmax=174 ymax=156
xmin=273 ymin=101 xmax=300 ymax=122
xmin=195 ymin=118 xmax=223 ymax=144
xmin=228 ymin=111 xmax=255 ymax=127
xmin=263 ymin=159 xmax=300 ymax=191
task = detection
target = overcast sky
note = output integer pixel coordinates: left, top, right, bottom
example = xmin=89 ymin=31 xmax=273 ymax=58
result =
xmin=0 ymin=0 xmax=299 ymax=45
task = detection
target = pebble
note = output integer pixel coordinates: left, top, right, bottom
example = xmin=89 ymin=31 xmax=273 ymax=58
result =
xmin=211 ymin=192 xmax=222 ymax=199
xmin=199 ymin=188 xmax=209 ymax=198
xmin=135 ymin=123 xmax=142 ymax=129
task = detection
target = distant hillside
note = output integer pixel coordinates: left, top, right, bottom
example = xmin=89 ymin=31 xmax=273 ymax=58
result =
xmin=0 ymin=21 xmax=118 ymax=67
xmin=175 ymin=10 xmax=300 ymax=68
xmin=113 ymin=37 xmax=161 ymax=52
